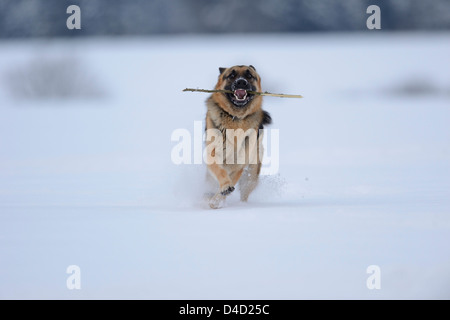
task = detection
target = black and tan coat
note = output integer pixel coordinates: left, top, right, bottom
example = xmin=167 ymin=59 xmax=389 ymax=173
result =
xmin=204 ymin=65 xmax=271 ymax=208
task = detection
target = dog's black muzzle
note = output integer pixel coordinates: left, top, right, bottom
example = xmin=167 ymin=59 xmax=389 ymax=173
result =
xmin=232 ymin=78 xmax=250 ymax=91
xmin=224 ymin=77 xmax=256 ymax=108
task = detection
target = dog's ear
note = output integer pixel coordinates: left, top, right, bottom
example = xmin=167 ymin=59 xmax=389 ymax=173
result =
xmin=249 ymin=65 xmax=256 ymax=71
xmin=219 ymin=67 xmax=227 ymax=74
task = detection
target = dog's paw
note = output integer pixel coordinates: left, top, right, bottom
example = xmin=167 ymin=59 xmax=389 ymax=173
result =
xmin=220 ymin=185 xmax=235 ymax=196
xmin=209 ymin=193 xmax=226 ymax=209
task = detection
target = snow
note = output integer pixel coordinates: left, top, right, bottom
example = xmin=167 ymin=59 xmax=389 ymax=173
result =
xmin=0 ymin=32 xmax=450 ymax=299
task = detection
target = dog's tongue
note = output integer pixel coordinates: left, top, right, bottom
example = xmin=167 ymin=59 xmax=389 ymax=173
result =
xmin=234 ymin=89 xmax=247 ymax=99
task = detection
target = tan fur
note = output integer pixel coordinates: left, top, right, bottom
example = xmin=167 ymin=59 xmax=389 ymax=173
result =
xmin=204 ymin=65 xmax=269 ymax=205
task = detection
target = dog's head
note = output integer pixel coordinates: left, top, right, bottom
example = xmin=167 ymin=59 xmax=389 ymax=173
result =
xmin=213 ymin=65 xmax=262 ymax=116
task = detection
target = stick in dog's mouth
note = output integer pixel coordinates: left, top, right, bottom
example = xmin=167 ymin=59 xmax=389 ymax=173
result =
xmin=182 ymin=88 xmax=303 ymax=99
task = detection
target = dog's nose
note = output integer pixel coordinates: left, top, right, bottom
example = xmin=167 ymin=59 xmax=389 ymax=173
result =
xmin=235 ymin=78 xmax=248 ymax=87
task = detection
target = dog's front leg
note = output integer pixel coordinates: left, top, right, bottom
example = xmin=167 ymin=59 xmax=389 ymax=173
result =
xmin=207 ymin=163 xmax=235 ymax=195
xmin=207 ymin=163 xmax=235 ymax=209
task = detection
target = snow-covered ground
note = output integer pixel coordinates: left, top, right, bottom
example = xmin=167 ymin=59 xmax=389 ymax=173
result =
xmin=0 ymin=33 xmax=449 ymax=299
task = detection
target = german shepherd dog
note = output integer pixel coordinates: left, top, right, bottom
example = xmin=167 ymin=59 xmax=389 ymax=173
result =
xmin=205 ymin=65 xmax=271 ymax=208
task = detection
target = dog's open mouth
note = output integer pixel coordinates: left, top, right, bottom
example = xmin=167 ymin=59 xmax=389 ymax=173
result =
xmin=229 ymin=89 xmax=253 ymax=106
xmin=234 ymin=89 xmax=247 ymax=101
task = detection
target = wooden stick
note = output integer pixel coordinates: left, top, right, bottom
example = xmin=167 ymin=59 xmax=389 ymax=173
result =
xmin=182 ymin=88 xmax=303 ymax=99
xmin=255 ymin=91 xmax=303 ymax=98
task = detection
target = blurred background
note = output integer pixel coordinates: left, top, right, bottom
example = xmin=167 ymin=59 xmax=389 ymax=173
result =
xmin=1 ymin=0 xmax=450 ymax=37
xmin=1 ymin=0 xmax=450 ymax=299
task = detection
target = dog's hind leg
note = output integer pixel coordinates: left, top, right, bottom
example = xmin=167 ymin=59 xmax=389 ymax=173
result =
xmin=239 ymin=163 xmax=261 ymax=202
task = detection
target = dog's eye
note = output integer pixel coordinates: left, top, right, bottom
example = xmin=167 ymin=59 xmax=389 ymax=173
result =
xmin=245 ymin=70 xmax=254 ymax=79
xmin=228 ymin=71 xmax=236 ymax=79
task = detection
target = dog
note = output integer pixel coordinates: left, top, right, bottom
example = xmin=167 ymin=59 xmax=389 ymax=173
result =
xmin=205 ymin=65 xmax=271 ymax=208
